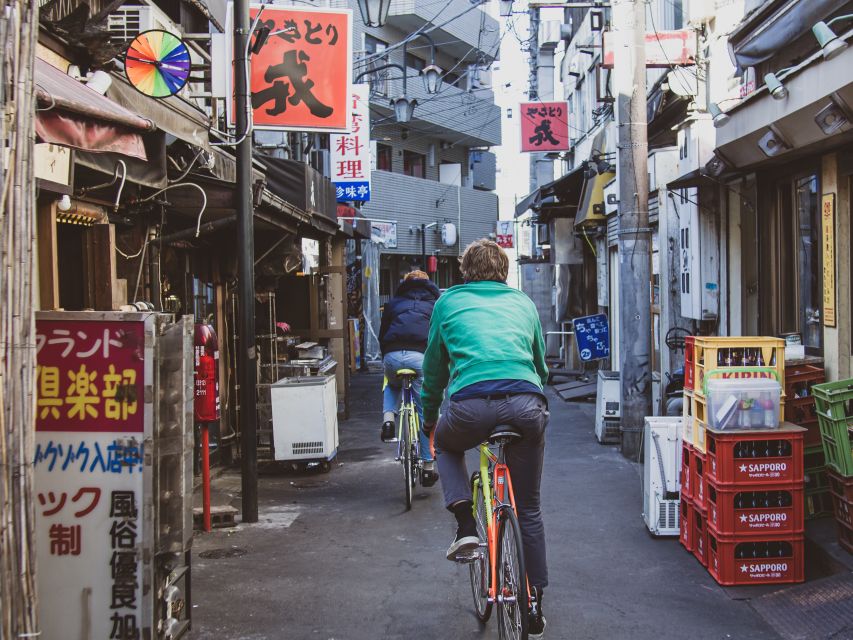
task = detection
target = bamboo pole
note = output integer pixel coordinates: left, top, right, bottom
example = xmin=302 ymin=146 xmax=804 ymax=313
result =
xmin=0 ymin=2 xmax=40 ymax=638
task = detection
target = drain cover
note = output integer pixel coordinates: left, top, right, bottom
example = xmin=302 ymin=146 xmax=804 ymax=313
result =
xmin=751 ymin=573 xmax=853 ymax=640
xmin=198 ymin=547 xmax=247 ymax=560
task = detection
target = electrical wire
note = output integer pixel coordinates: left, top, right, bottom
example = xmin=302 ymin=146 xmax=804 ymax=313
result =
xmin=168 ymin=148 xmax=207 ymax=184
xmin=137 ymin=183 xmax=209 ymax=237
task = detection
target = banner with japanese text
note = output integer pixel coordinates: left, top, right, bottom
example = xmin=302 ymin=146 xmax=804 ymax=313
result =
xmin=332 ymin=84 xmax=371 ymax=202
xmin=35 ymin=317 xmax=148 ymax=640
xmin=246 ymin=5 xmax=353 ymax=132
xmin=520 ymin=101 xmax=570 ymax=153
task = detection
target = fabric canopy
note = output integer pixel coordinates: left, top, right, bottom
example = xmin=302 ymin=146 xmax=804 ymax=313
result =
xmin=514 ymin=164 xmax=586 ymax=218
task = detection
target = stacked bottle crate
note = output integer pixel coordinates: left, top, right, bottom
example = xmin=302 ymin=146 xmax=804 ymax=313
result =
xmin=813 ymin=379 xmax=853 ymax=553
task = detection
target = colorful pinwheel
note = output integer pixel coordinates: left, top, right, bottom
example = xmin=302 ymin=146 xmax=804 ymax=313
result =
xmin=125 ymin=29 xmax=191 ymax=99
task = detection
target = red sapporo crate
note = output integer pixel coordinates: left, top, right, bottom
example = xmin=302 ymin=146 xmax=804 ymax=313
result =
xmin=706 ymin=480 xmax=804 ymax=536
xmin=681 ymin=441 xmax=693 ymax=500
xmin=684 ymin=336 xmax=696 ymax=391
xmin=707 ymin=533 xmax=805 ymax=586
xmin=692 ymin=448 xmax=708 ymax=510
xmin=826 ymin=469 xmax=853 ymax=503
xmin=693 ymin=504 xmax=708 ymax=567
xmin=680 ymin=496 xmax=694 ymax=552
xmin=706 ymin=424 xmax=805 ymax=486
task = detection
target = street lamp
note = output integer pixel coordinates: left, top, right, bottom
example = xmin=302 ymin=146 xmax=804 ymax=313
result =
xmin=499 ymin=0 xmax=514 ymax=17
xmin=423 ymin=65 xmax=443 ymax=94
xmin=764 ymin=72 xmax=788 ymax=100
xmin=708 ymin=102 xmax=731 ymax=128
xmin=392 ymin=96 xmax=417 ymax=123
xmin=357 ymin=0 xmax=392 ymax=28
xmin=812 ymin=16 xmax=853 ymax=61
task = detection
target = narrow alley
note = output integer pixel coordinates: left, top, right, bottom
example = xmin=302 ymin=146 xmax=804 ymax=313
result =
xmin=191 ymin=372 xmax=783 ymax=640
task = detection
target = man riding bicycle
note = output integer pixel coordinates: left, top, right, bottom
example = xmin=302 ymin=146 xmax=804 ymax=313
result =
xmin=421 ymin=240 xmax=549 ymax=637
xmin=379 ymin=269 xmax=441 ymax=487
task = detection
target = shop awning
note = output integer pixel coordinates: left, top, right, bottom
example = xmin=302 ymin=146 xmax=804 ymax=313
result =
xmin=35 ymin=59 xmax=152 ymax=159
xmin=727 ymin=0 xmax=843 ymax=75
xmin=575 ymin=170 xmax=615 ymax=228
xmin=514 ymin=164 xmax=586 ymax=219
xmin=337 ymin=204 xmax=371 ymax=239
xmin=262 ymin=157 xmax=339 ymax=234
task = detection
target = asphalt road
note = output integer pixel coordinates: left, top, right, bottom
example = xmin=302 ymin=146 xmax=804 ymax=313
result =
xmin=191 ymin=371 xmax=780 ymax=640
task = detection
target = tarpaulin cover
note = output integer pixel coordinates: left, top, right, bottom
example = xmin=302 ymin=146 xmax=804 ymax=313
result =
xmin=727 ymin=0 xmax=843 ymax=75
xmin=262 ymin=157 xmax=337 ymax=222
xmin=36 ymin=110 xmax=148 ymax=160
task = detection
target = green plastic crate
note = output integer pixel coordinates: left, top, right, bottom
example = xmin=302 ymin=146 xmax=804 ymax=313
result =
xmin=812 ymin=379 xmax=853 ymax=477
xmin=805 ymin=489 xmax=834 ymax=520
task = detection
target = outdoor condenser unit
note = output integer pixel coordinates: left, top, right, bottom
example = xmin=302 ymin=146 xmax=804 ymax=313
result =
xmin=270 ymin=375 xmax=339 ymax=466
xmin=595 ymin=370 xmax=621 ymax=444
xmin=642 ymin=416 xmax=682 ymax=536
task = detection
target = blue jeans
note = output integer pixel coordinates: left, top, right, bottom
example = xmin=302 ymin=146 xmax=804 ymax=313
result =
xmin=383 ymin=350 xmax=432 ymax=462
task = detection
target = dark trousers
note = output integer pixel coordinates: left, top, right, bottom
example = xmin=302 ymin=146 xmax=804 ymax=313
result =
xmin=434 ymin=392 xmax=549 ymax=588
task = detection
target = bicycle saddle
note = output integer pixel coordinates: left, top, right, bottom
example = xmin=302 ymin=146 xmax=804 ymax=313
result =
xmin=488 ymin=427 xmax=522 ymax=445
xmin=396 ymin=368 xmax=417 ymax=376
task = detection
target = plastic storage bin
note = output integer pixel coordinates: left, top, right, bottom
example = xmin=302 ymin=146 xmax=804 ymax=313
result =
xmin=705 ymin=377 xmax=782 ymax=430
xmin=812 ymin=379 xmax=853 ymax=476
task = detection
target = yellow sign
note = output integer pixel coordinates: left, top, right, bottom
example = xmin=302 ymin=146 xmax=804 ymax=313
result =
xmin=822 ymin=193 xmax=836 ymax=328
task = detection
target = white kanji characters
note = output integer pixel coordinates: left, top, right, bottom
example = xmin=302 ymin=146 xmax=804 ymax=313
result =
xmin=357 ymin=184 xmax=369 ymax=198
xmin=37 ymin=365 xmax=62 ymax=420
xmin=336 ymin=186 xmax=345 ymax=199
xmin=66 ymin=364 xmax=99 ymax=420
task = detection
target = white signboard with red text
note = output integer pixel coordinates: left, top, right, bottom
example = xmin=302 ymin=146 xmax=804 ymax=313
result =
xmin=496 ymin=220 xmax=514 ymax=248
xmin=332 ymin=84 xmax=371 ymax=202
xmin=602 ymin=29 xmax=696 ymax=68
xmin=35 ymin=314 xmax=153 ymax=640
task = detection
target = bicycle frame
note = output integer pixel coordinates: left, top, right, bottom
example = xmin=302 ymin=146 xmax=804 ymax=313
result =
xmin=396 ymin=376 xmax=420 ymax=461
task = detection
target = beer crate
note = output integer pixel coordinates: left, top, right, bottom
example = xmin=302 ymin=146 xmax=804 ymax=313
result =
xmin=707 ymin=532 xmax=805 ymax=586
xmin=679 ymin=496 xmax=694 ymax=552
xmin=837 ymin=518 xmax=853 ymax=554
xmin=812 ymin=379 xmax=853 ymax=476
xmin=682 ymin=390 xmax=697 ymax=450
xmin=692 ymin=447 xmax=707 ymax=511
xmin=804 ymin=466 xmax=829 ymax=493
xmin=829 ymin=492 xmax=852 ymax=528
xmin=785 ymin=364 xmax=825 ymax=401
xmin=693 ymin=504 xmax=708 ymax=567
xmin=804 ymin=489 xmax=834 ymax=520
xmin=692 ymin=337 xmax=785 ymax=400
xmin=706 ymin=480 xmax=804 ymax=536
xmin=680 ymin=440 xmax=693 ymax=500
xmin=706 ymin=425 xmax=805 ymax=486
xmin=684 ymin=336 xmax=696 ymax=391
xmin=826 ymin=469 xmax=853 ymax=502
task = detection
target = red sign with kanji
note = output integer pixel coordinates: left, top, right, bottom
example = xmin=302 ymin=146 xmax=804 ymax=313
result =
xmin=246 ymin=6 xmax=353 ymax=132
xmin=520 ymin=101 xmax=570 ymax=153
xmin=36 ymin=320 xmax=145 ymax=433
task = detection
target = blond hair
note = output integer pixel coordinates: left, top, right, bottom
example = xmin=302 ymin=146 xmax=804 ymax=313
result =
xmin=404 ymin=270 xmax=429 ymax=281
xmin=460 ymin=239 xmax=509 ymax=283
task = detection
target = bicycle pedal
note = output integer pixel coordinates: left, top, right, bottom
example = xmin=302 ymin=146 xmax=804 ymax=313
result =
xmin=455 ymin=550 xmax=483 ymax=564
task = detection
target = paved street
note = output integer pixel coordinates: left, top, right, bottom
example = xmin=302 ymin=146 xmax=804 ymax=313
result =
xmin=190 ymin=372 xmax=788 ymax=639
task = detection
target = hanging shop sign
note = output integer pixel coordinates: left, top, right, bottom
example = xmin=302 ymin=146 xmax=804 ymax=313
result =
xmin=34 ymin=316 xmax=148 ymax=640
xmin=573 ymin=313 xmax=611 ymax=362
xmin=244 ymin=5 xmax=353 ymax=132
xmin=520 ymin=101 xmax=570 ymax=153
xmin=601 ymin=29 xmax=696 ymax=68
xmin=822 ymin=193 xmax=836 ymax=327
xmin=496 ymin=220 xmax=514 ymax=248
xmin=332 ymin=84 xmax=371 ymax=202
xmin=371 ymin=221 xmax=397 ymax=248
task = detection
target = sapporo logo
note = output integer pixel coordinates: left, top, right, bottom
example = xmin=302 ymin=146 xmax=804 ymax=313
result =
xmin=741 ymin=562 xmax=788 ymax=573
xmin=739 ymin=462 xmax=788 ymax=473
xmin=740 ymin=513 xmax=787 ymax=524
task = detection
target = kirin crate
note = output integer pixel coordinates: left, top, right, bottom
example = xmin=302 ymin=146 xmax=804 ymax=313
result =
xmin=707 ymin=533 xmax=804 ymax=586
xmin=692 ymin=337 xmax=785 ymax=400
xmin=684 ymin=336 xmax=696 ymax=391
xmin=680 ymin=440 xmax=693 ymax=500
xmin=705 ymin=425 xmax=805 ymax=486
xmin=706 ymin=481 xmax=804 ymax=537
xmin=679 ymin=496 xmax=694 ymax=552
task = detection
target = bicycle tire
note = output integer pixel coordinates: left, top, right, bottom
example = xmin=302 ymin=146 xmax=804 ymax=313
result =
xmin=496 ymin=507 xmax=529 ymax=640
xmin=402 ymin=405 xmax=413 ymax=511
xmin=470 ymin=472 xmax=493 ymax=623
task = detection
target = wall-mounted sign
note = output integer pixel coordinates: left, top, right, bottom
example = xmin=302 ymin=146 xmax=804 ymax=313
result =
xmin=496 ymin=220 xmax=514 ymax=248
xmin=242 ymin=6 xmax=353 ymax=132
xmin=573 ymin=313 xmax=611 ymax=362
xmin=332 ymin=84 xmax=371 ymax=202
xmin=520 ymin=101 xmax=570 ymax=153
xmin=822 ymin=193 xmax=836 ymax=327
xmin=602 ymin=29 xmax=696 ymax=68
xmin=371 ymin=221 xmax=397 ymax=248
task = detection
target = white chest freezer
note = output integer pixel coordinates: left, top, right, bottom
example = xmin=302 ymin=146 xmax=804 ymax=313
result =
xmin=270 ymin=375 xmax=339 ymax=462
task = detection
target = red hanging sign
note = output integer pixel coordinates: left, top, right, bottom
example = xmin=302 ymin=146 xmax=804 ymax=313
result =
xmin=520 ymin=101 xmax=571 ymax=153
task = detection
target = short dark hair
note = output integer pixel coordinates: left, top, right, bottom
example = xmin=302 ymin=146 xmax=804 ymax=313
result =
xmin=460 ymin=239 xmax=509 ymax=283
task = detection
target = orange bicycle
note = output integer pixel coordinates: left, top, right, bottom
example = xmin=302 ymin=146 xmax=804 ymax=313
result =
xmin=464 ymin=427 xmax=536 ymax=640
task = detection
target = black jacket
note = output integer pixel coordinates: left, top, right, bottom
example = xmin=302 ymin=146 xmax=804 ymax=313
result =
xmin=379 ymin=278 xmax=441 ymax=355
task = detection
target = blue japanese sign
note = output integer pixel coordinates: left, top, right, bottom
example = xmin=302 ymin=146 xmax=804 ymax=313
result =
xmin=573 ymin=313 xmax=610 ymax=362
xmin=335 ymin=181 xmax=370 ymax=202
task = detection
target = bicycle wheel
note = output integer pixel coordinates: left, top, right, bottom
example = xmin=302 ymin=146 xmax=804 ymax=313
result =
xmin=409 ymin=408 xmax=420 ymax=489
xmin=401 ymin=405 xmax=413 ymax=511
xmin=496 ymin=507 xmax=529 ymax=640
xmin=469 ymin=472 xmax=492 ymax=623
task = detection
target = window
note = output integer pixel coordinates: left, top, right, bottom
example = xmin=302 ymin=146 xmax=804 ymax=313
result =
xmin=403 ymin=150 xmax=426 ymax=178
xmin=364 ymin=34 xmax=388 ymax=57
xmin=405 ymin=53 xmax=426 ymax=72
xmin=364 ymin=35 xmax=389 ymax=96
xmin=377 ymin=143 xmax=392 ymax=172
xmin=444 ymin=72 xmax=461 ymax=87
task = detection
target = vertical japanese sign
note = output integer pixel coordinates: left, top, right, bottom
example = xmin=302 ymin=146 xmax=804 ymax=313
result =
xmin=520 ymin=101 xmax=570 ymax=153
xmin=331 ymin=84 xmax=371 ymax=201
xmin=496 ymin=220 xmax=514 ymax=248
xmin=35 ymin=317 xmax=147 ymax=640
xmin=822 ymin=193 xmax=836 ymax=327
xmin=245 ymin=6 xmax=353 ymax=132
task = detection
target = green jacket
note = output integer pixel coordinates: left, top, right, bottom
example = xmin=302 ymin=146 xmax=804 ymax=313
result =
xmin=421 ymin=281 xmax=549 ymax=423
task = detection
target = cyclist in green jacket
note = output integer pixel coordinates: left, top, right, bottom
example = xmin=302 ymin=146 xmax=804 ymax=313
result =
xmin=422 ymin=239 xmax=550 ymax=638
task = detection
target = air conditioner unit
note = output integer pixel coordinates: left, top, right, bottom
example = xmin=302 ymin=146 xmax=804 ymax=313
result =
xmin=642 ymin=416 xmax=682 ymax=536
xmin=595 ymin=370 xmax=621 ymax=444
xmin=108 ymin=5 xmax=180 ymax=44
xmin=673 ymin=186 xmax=719 ymax=321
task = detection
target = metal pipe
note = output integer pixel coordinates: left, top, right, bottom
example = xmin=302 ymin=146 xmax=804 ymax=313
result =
xmin=202 ymin=424 xmax=212 ymax=532
xmin=235 ymin=0 xmax=259 ymax=523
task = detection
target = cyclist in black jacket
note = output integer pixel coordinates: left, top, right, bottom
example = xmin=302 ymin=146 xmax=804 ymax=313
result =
xmin=378 ymin=270 xmax=441 ymax=486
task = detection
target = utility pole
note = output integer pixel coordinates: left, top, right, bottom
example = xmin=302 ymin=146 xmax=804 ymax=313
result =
xmin=614 ymin=0 xmax=651 ymax=460
xmin=234 ymin=0 xmax=259 ymax=522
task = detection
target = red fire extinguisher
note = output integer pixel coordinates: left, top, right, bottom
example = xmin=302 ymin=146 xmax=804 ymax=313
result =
xmin=194 ymin=323 xmax=220 ymax=423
